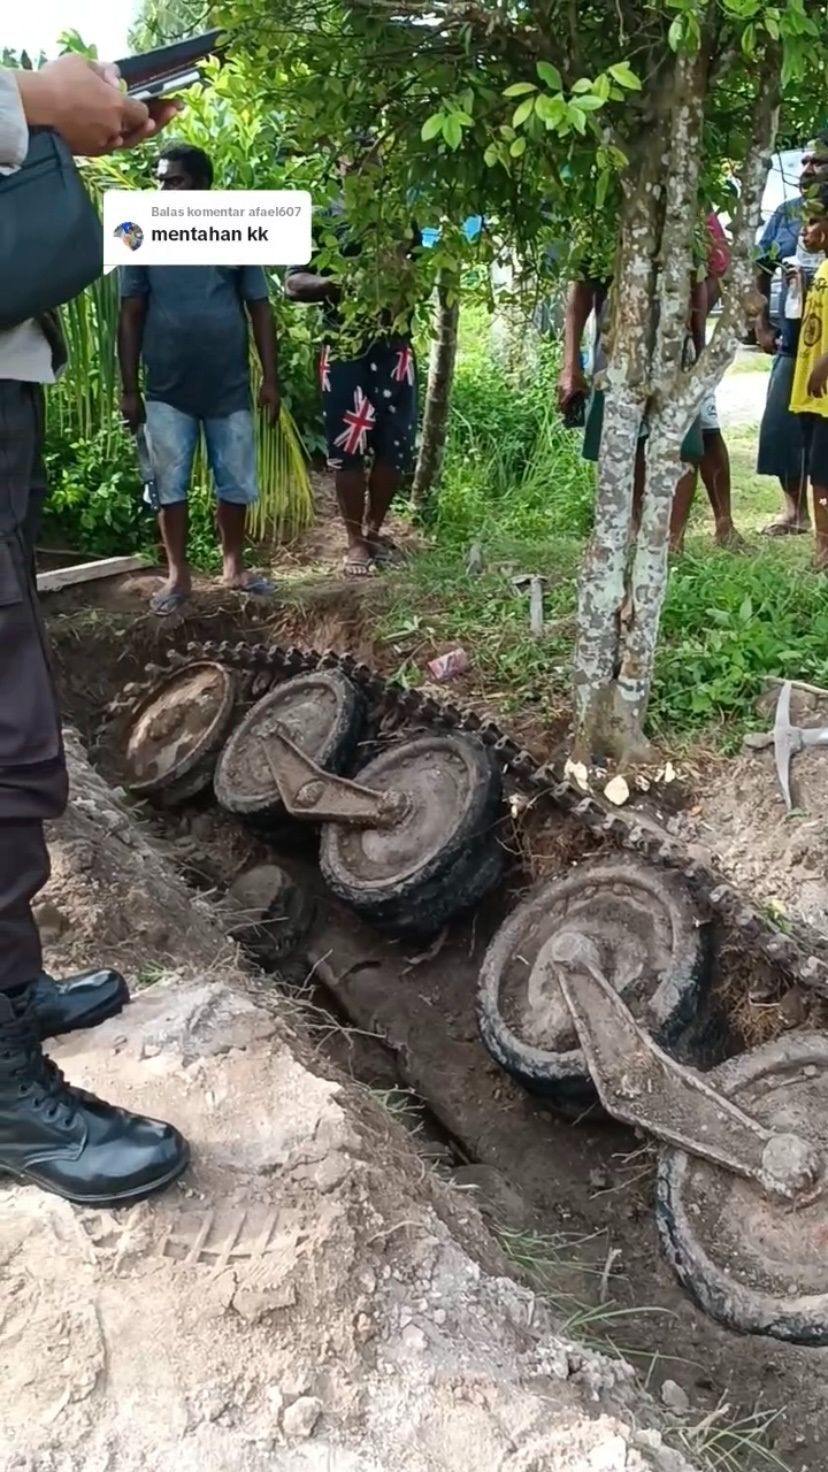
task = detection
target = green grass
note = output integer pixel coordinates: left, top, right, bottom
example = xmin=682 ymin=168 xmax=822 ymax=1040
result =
xmin=382 ymin=317 xmax=828 ymax=753
xmin=496 ymin=1228 xmax=792 ymax=1472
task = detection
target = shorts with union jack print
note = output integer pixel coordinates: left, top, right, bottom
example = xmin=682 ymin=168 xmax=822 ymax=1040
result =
xmin=320 ymin=337 xmax=417 ymax=473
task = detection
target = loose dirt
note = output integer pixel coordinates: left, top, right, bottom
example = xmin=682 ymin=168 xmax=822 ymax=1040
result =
xmin=676 ymin=685 xmax=828 ymax=944
xmin=2 ymin=730 xmax=698 ymax=1472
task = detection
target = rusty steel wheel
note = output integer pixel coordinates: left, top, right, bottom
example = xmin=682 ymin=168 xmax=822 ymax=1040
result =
xmin=214 ymin=669 xmax=365 ymax=827
xmin=319 ymin=734 xmax=502 ymax=927
xmin=477 ymin=857 xmax=714 ymax=1111
xmin=122 ymin=661 xmax=237 ymax=806
xmin=657 ymin=1033 xmax=828 ymax=1343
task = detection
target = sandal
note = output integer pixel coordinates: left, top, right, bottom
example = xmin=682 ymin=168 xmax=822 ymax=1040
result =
xmin=366 ymin=535 xmax=405 ymax=566
xmin=234 ymin=575 xmax=275 ymax=598
xmin=342 ymin=555 xmax=378 ymax=578
xmin=150 ymin=589 xmax=190 ymax=617
xmin=760 ymin=519 xmax=810 ymax=537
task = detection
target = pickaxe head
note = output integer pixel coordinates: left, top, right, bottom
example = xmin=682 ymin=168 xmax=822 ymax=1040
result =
xmin=773 ymin=681 xmax=798 ymax=813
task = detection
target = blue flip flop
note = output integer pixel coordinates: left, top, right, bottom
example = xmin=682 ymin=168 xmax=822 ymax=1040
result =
xmin=236 ymin=575 xmax=275 ymax=598
xmin=150 ymin=589 xmax=190 ymax=617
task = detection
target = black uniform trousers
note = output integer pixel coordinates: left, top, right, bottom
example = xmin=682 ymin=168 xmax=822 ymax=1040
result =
xmin=0 ymin=380 xmax=68 ymax=994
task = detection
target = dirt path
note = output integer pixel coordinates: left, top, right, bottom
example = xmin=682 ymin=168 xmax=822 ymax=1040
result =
xmin=1 ymin=730 xmax=698 ymax=1472
xmin=716 ymin=355 xmax=768 ymax=429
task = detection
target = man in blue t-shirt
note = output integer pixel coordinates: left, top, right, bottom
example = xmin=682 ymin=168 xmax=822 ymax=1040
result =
xmin=118 ymin=144 xmax=280 ymax=615
xmin=754 ymin=137 xmax=828 ymax=536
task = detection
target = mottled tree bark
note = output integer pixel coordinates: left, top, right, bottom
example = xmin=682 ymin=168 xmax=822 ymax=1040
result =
xmin=573 ymin=47 xmax=780 ymax=764
xmin=412 ymin=277 xmax=460 ymax=509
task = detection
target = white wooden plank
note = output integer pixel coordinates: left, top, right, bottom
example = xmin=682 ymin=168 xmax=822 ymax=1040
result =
xmin=37 ymin=555 xmax=149 ymax=594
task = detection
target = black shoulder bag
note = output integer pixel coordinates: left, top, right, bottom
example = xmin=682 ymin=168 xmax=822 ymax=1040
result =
xmin=0 ymin=128 xmax=102 ymax=330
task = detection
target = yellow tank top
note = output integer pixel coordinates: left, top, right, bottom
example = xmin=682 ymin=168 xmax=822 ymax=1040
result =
xmin=791 ymin=259 xmax=828 ymax=417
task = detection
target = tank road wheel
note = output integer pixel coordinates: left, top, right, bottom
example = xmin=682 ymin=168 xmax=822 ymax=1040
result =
xmin=373 ymin=837 xmax=505 ymax=940
xmin=214 ymin=670 xmax=365 ymax=827
xmin=476 ymin=857 xmax=712 ymax=1111
xmin=657 ymin=1034 xmax=828 ymax=1344
xmin=319 ymin=734 xmax=502 ymax=931
xmin=122 ymin=661 xmax=237 ymax=806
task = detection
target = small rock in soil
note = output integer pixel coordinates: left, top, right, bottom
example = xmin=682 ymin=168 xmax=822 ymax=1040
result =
xmin=282 ymin=1396 xmax=323 ymax=1440
xmin=32 ymin=901 xmax=68 ymax=945
xmin=604 ymin=776 xmax=630 ymax=807
xmin=779 ymin=988 xmax=807 ymax=1029
xmin=660 ymin=1380 xmax=690 ymax=1414
xmin=588 ymin=1167 xmax=611 ymax=1193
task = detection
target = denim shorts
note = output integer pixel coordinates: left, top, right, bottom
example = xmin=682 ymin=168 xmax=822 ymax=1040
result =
xmin=144 ymin=401 xmax=259 ymax=507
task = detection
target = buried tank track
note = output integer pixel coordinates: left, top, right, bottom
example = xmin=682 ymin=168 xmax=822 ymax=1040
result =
xmin=102 ymin=638 xmax=828 ymax=999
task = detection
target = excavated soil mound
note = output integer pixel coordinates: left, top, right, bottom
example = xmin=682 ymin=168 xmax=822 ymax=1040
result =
xmin=676 ymin=686 xmax=828 ymax=941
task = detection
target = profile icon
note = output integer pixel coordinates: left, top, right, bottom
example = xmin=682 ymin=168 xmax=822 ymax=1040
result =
xmin=114 ymin=221 xmax=144 ymax=252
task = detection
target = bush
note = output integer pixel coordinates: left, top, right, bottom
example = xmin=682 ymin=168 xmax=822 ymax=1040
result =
xmin=418 ymin=308 xmax=595 ymax=548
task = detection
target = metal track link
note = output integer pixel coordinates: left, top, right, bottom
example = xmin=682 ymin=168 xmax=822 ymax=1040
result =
xmin=102 ymin=639 xmax=828 ymax=999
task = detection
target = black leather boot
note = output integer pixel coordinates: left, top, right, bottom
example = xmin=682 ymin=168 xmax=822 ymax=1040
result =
xmin=30 ymin=968 xmax=129 ymax=1040
xmin=0 ymin=992 xmax=189 ymax=1206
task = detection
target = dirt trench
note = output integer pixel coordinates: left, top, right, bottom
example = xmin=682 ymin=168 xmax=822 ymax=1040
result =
xmin=1 ymin=751 xmax=711 ymax=1471
xmin=38 ymin=582 xmax=828 ymax=1472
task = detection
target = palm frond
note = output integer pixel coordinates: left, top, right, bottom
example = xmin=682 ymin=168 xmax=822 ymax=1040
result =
xmin=247 ymin=403 xmax=314 ymax=544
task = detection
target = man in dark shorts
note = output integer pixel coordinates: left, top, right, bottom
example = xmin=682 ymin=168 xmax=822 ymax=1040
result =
xmin=286 ymin=156 xmax=421 ymax=576
xmin=754 ymin=137 xmax=828 ymax=536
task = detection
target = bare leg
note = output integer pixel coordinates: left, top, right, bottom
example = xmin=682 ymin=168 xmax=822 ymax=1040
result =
xmin=365 ymin=460 xmax=402 ymax=544
xmin=669 ymin=466 xmax=698 ymax=554
xmin=813 ymin=482 xmax=828 ymax=570
xmin=157 ymin=504 xmax=190 ymax=596
xmin=335 ymin=467 xmax=373 ymax=573
xmin=216 ymin=501 xmax=251 ymax=587
xmin=699 ymin=429 xmax=744 ymax=547
xmin=763 ymin=473 xmax=810 ymax=535
xmin=365 ymin=460 xmax=403 ymax=563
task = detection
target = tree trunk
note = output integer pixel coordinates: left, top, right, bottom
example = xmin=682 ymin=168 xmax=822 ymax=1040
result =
xmin=572 ymin=48 xmax=779 ymax=765
xmin=412 ymin=277 xmax=460 ymax=509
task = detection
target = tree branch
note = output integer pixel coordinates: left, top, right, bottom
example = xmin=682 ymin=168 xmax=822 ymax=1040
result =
xmin=671 ymin=47 xmax=781 ymax=420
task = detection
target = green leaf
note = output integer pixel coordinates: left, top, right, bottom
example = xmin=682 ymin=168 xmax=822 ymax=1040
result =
xmin=741 ymin=21 xmax=756 ymax=54
xmin=739 ymin=595 xmax=753 ymax=623
xmin=512 ymin=96 xmax=536 ymax=128
xmin=503 ymin=81 xmax=537 ymax=97
xmin=596 ymin=169 xmax=610 ymax=208
xmin=668 ymin=16 xmax=684 ymax=49
xmin=510 ymin=136 xmax=527 ymax=158
xmin=452 ymin=110 xmax=474 ymax=126
xmin=535 ymin=93 xmax=564 ymax=124
xmin=442 ymin=114 xmax=462 ymax=149
xmin=575 ymin=94 xmax=605 ymax=111
xmin=765 ymin=13 xmax=780 ymax=39
xmin=567 ymin=102 xmax=587 ymax=134
xmin=608 ymin=60 xmax=642 ymax=90
xmin=483 ymin=142 xmax=500 ymax=167
xmin=421 ymin=113 xmax=444 ymax=141
xmin=536 ymin=60 xmax=562 ymax=90
xmin=572 ymin=77 xmax=593 ymax=94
